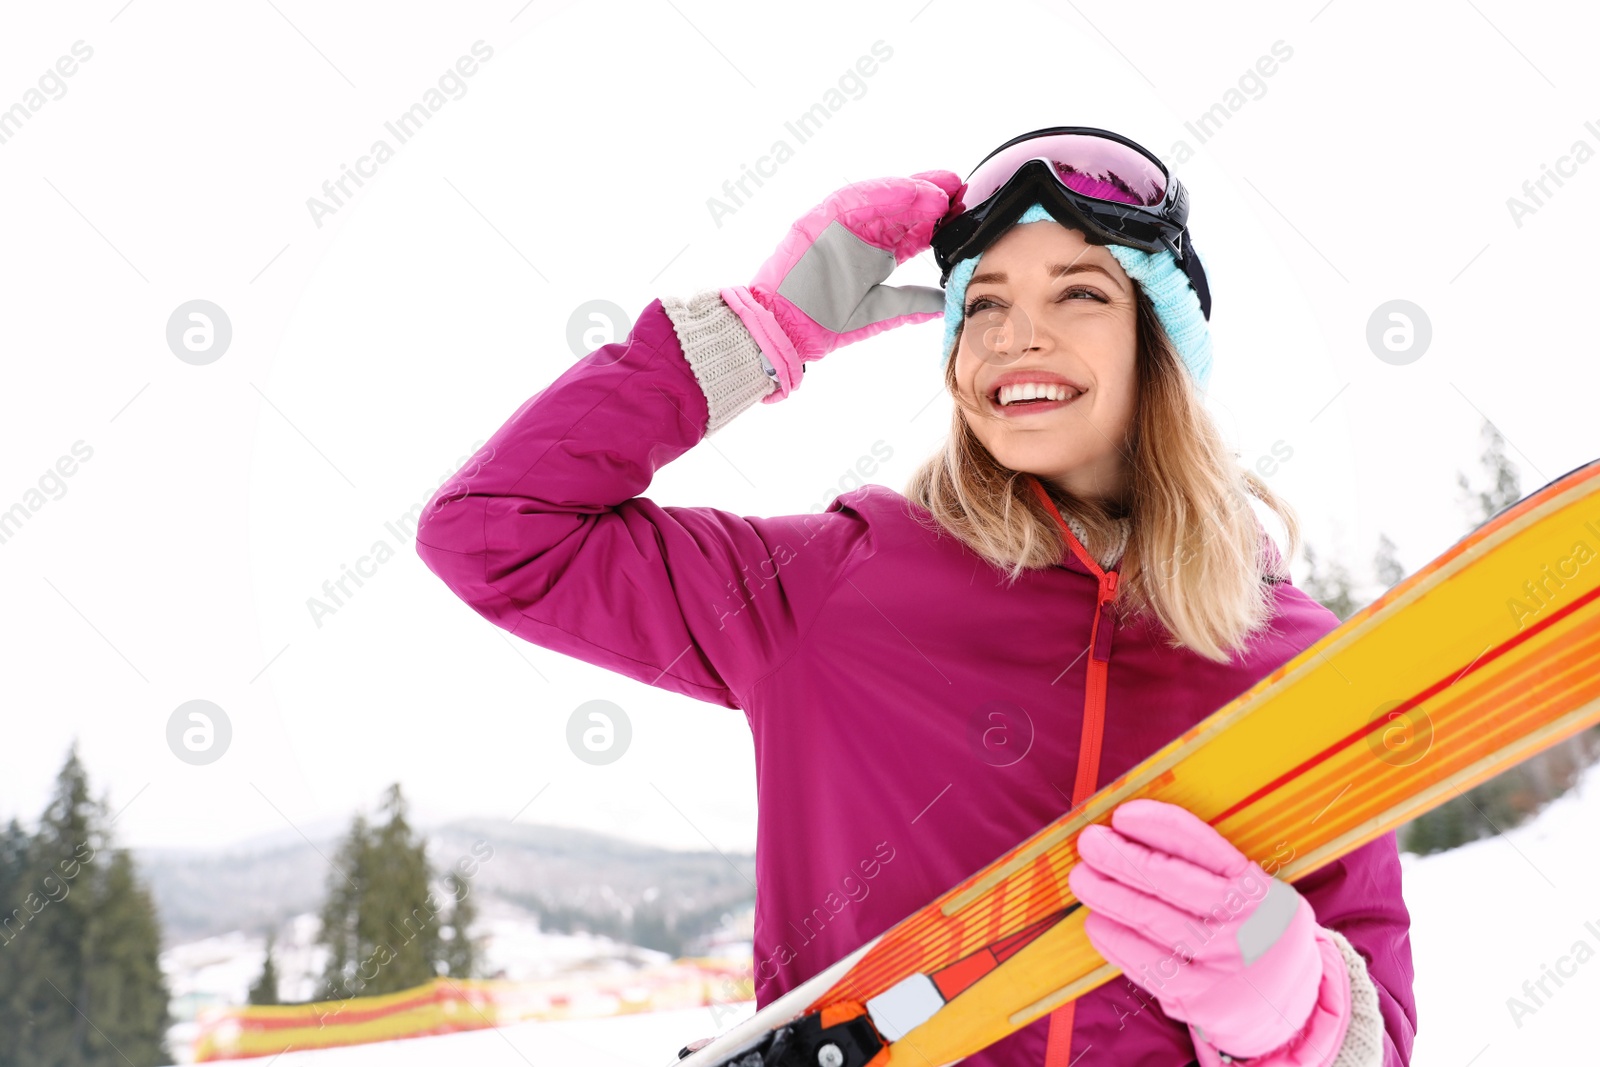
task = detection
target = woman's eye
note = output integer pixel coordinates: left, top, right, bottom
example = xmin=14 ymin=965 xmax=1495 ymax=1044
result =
xmin=964 ymin=288 xmax=1104 ymax=318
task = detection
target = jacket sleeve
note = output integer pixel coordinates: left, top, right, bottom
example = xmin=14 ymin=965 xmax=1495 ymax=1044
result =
xmin=413 ymin=289 xmax=867 ymax=711
xmin=1294 ymin=832 xmax=1419 ymax=1067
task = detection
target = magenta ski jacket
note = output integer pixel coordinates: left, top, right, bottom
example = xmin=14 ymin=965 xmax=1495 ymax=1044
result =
xmin=415 ymin=295 xmax=1418 ymax=1067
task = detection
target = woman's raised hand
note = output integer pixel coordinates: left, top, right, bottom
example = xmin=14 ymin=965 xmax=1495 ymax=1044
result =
xmin=720 ymin=171 xmax=964 ymax=401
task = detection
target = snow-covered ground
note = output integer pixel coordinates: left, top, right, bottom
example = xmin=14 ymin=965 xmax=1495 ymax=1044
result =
xmin=1403 ymin=756 xmax=1600 ymax=1066
xmin=156 ymin=761 xmax=1600 ymax=1065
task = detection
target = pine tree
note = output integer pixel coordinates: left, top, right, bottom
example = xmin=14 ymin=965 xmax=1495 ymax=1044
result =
xmin=1 ymin=742 xmax=171 ymax=1067
xmin=11 ymin=742 xmax=111 ymax=1067
xmin=1373 ymin=533 xmax=1405 ymax=590
xmin=1301 ymin=543 xmax=1358 ymax=621
xmin=83 ymin=850 xmax=172 ymax=1063
xmin=248 ymin=930 xmax=281 ymax=1005
xmin=440 ymin=870 xmax=480 ymax=979
xmin=363 ymin=784 xmax=441 ymax=993
xmin=316 ymin=813 xmax=371 ymax=1002
xmin=1455 ymin=421 xmax=1521 ymax=524
xmin=0 ymin=817 xmax=34 ymax=1055
xmin=314 ymin=784 xmax=448 ymax=1002
xmin=0 ymin=818 xmax=28 ymax=925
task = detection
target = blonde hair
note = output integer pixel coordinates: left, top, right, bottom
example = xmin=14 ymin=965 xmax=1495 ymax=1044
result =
xmin=903 ymin=283 xmax=1302 ymax=664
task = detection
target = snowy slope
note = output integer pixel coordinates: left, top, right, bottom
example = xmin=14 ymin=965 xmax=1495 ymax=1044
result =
xmin=156 ymin=760 xmax=1600 ymax=1066
xmin=1402 ymin=757 xmax=1600 ymax=1066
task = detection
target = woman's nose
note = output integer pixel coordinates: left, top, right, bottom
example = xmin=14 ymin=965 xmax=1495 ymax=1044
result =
xmin=1001 ymin=306 xmax=1053 ymax=355
xmin=970 ymin=304 xmax=1053 ymax=366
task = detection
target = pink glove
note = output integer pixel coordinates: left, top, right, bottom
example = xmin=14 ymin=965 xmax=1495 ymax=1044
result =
xmin=1066 ymin=800 xmax=1354 ymax=1067
xmin=722 ymin=171 xmax=963 ymax=403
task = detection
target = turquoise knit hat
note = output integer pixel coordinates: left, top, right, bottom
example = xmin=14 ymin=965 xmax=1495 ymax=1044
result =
xmin=940 ymin=202 xmax=1214 ymax=391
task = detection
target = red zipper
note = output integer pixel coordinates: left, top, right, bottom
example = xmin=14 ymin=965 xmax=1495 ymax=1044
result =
xmin=1026 ymin=475 xmax=1118 ymax=1067
xmin=1025 ymin=476 xmax=1119 ymax=807
xmin=1076 ymin=567 xmax=1117 ymax=805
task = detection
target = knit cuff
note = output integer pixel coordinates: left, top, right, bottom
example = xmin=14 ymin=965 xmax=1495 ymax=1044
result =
xmin=1325 ymin=927 xmax=1385 ymax=1067
xmin=660 ymin=288 xmax=776 ymax=436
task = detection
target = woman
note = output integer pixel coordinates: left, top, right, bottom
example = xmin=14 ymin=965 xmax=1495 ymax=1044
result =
xmin=414 ymin=127 xmax=1417 ymax=1066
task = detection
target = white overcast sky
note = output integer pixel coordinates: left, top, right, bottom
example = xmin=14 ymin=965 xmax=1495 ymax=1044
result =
xmin=2 ymin=0 xmax=1596 ymax=856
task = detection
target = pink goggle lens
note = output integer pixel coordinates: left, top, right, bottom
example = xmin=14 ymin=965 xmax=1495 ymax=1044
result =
xmin=963 ymin=133 xmax=1167 ymax=211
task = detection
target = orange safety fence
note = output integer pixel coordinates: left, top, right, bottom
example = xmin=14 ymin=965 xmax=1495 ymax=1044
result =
xmin=192 ymin=958 xmax=755 ymax=1061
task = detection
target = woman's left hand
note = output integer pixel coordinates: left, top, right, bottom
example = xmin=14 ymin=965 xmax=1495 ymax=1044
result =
xmin=1067 ymin=799 xmax=1354 ymax=1066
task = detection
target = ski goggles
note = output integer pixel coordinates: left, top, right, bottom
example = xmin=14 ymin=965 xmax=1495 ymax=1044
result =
xmin=931 ymin=126 xmax=1211 ymax=320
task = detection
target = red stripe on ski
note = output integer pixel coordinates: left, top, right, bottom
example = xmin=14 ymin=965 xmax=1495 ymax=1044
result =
xmin=928 ymin=906 xmax=1077 ymax=1001
xmin=1213 ymin=577 xmax=1600 ymax=828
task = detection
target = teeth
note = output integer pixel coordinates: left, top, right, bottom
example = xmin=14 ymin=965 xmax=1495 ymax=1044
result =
xmin=997 ymin=382 xmax=1078 ymax=406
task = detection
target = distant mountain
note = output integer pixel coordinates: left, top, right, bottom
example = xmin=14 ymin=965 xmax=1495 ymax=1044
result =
xmin=135 ymin=818 xmax=756 ymax=954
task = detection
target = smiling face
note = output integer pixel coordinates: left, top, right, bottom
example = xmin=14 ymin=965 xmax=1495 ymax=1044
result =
xmin=951 ymin=221 xmax=1140 ymax=505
